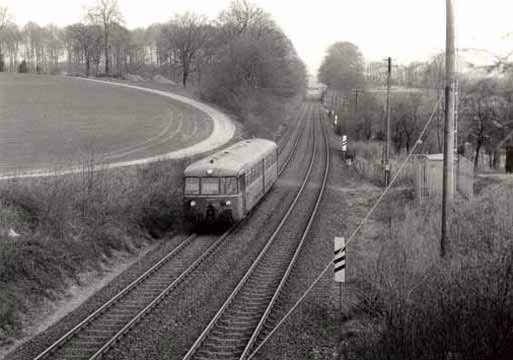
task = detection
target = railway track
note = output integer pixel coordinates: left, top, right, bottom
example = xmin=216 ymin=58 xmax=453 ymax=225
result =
xmin=182 ymin=104 xmax=329 ymax=360
xmin=32 ymin=232 xmax=235 ymax=360
xmin=31 ymin=103 xmax=311 ymax=360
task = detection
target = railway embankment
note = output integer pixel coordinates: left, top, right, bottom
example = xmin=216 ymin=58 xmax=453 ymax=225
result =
xmin=0 ymin=81 xmax=304 ymax=356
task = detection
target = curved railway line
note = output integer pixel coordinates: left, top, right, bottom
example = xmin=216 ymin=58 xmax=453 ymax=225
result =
xmin=182 ymin=105 xmax=329 ymax=360
xmin=30 ymin=103 xmax=313 ymax=360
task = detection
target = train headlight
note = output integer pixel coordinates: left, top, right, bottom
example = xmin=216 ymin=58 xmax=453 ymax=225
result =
xmin=225 ymin=200 xmax=231 ymax=206
xmin=190 ymin=200 xmax=196 ymax=207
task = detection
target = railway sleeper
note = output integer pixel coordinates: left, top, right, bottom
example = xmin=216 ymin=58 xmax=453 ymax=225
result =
xmin=97 ymin=313 xmax=134 ymax=323
xmin=249 ymin=274 xmax=280 ymax=284
xmin=203 ymin=338 xmax=246 ymax=350
xmin=229 ymin=302 xmax=265 ymax=312
xmin=242 ymin=284 xmax=276 ymax=294
xmin=210 ymin=332 xmax=253 ymax=343
xmin=55 ymin=347 xmax=99 ymax=358
xmin=219 ymin=321 xmax=257 ymax=332
xmin=108 ymin=308 xmax=141 ymax=317
xmin=200 ymin=347 xmax=245 ymax=358
xmin=138 ymin=286 xmax=169 ymax=294
xmin=80 ymin=328 xmax=116 ymax=338
xmin=224 ymin=309 xmax=262 ymax=320
xmin=90 ymin=323 xmax=124 ymax=332
xmin=67 ymin=339 xmax=104 ymax=350
xmin=144 ymin=280 xmax=175 ymax=289
xmin=195 ymin=350 xmax=240 ymax=360
xmin=52 ymin=355 xmax=91 ymax=360
xmin=119 ymin=301 xmax=150 ymax=309
xmin=240 ymin=290 xmax=275 ymax=299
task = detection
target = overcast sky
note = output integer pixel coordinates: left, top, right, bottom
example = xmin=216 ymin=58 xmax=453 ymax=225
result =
xmin=3 ymin=0 xmax=513 ymax=73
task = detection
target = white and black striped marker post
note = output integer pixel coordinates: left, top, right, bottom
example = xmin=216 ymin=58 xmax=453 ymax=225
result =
xmin=341 ymin=135 xmax=347 ymax=161
xmin=334 ymin=236 xmax=345 ymax=283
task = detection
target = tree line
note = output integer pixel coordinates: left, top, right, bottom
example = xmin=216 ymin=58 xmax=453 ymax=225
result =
xmin=319 ymin=41 xmax=513 ymax=169
xmin=0 ymin=0 xmax=306 ymax=130
xmin=0 ymin=0 xmax=305 ymax=89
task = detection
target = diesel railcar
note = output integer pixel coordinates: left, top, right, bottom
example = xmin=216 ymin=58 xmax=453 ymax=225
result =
xmin=184 ymin=139 xmax=278 ymax=224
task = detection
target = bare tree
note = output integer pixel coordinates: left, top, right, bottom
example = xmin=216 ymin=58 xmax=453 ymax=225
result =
xmin=110 ymin=22 xmax=129 ymax=76
xmin=1 ymin=22 xmax=21 ymax=71
xmin=0 ymin=5 xmax=12 ymax=71
xmin=66 ymin=23 xmax=102 ymax=77
xmin=460 ymin=78 xmax=507 ymax=169
xmin=87 ymin=0 xmax=123 ymax=75
xmin=161 ymin=12 xmax=210 ymax=87
xmin=217 ymin=0 xmax=276 ymax=40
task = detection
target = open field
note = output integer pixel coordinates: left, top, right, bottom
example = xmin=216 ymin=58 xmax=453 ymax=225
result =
xmin=0 ymin=73 xmax=214 ymax=174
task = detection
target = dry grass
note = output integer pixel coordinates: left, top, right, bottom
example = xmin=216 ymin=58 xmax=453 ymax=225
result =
xmin=347 ymin=181 xmax=513 ymax=360
xmin=350 ymin=141 xmax=415 ymax=187
xmin=0 ymin=158 xmax=185 ymax=344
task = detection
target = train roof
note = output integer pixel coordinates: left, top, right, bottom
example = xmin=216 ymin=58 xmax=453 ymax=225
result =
xmin=184 ymin=138 xmax=277 ymax=177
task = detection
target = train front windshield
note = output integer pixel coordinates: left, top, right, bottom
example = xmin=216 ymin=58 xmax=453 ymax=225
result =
xmin=185 ymin=177 xmax=238 ymax=195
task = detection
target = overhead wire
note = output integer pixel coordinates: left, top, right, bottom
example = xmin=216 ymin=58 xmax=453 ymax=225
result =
xmin=247 ymin=96 xmax=443 ymax=360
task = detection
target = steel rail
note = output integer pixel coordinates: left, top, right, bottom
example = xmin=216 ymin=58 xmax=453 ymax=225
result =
xmin=33 ymin=103 xmax=311 ymax=360
xmin=87 ymin=225 xmax=240 ymax=360
xmin=278 ymin=103 xmax=309 ymax=176
xmin=182 ymin=104 xmax=322 ymax=360
xmin=241 ymin=106 xmax=330 ymax=359
xmin=33 ymin=233 xmax=197 ymax=360
xmin=87 ymin=103 xmax=312 ymax=360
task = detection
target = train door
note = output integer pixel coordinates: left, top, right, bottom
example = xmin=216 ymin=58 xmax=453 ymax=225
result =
xmin=239 ymin=175 xmax=247 ymax=213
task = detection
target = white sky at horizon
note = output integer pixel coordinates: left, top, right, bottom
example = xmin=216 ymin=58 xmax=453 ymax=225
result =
xmin=2 ymin=0 xmax=513 ymax=75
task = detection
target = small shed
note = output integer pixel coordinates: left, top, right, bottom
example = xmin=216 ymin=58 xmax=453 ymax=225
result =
xmin=415 ymin=154 xmax=473 ymax=200
xmin=415 ymin=154 xmax=447 ymax=199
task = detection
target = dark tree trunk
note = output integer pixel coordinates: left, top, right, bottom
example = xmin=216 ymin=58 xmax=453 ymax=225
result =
xmin=85 ymin=57 xmax=90 ymax=77
xmin=474 ymin=140 xmax=482 ymax=170
xmin=182 ymin=68 xmax=188 ymax=87
xmin=104 ymin=31 xmax=109 ymax=75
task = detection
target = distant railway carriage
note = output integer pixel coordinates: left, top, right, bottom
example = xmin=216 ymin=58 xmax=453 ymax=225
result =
xmin=184 ymin=139 xmax=278 ymax=224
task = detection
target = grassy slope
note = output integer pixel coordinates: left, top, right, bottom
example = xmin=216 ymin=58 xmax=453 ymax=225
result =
xmin=0 ymin=76 xmax=301 ymax=347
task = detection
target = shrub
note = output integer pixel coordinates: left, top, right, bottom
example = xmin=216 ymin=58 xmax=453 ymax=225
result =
xmin=0 ymin=157 xmax=185 ymax=342
xmin=351 ymin=182 xmax=513 ymax=360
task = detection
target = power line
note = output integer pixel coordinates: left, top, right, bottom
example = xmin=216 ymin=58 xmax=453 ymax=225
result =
xmin=246 ymin=97 xmax=442 ymax=360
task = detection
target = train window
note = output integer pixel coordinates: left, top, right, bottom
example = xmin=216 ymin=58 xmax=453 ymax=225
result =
xmin=220 ymin=177 xmax=238 ymax=194
xmin=184 ymin=178 xmax=200 ymax=195
xmin=201 ymin=178 xmax=219 ymax=195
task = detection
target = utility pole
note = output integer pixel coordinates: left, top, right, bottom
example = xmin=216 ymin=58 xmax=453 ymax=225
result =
xmin=384 ymin=57 xmax=392 ymax=186
xmin=441 ymin=0 xmax=456 ymax=258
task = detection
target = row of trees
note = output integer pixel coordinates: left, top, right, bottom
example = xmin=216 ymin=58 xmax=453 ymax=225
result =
xmin=0 ymin=0 xmax=306 ymax=133
xmin=319 ymin=41 xmax=513 ymax=168
xmin=0 ymin=0 xmax=124 ymax=76
xmin=0 ymin=0 xmax=305 ymax=90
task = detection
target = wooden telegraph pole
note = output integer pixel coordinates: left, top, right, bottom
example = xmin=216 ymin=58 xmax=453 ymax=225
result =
xmin=441 ymin=0 xmax=456 ymax=257
xmin=384 ymin=57 xmax=392 ymax=186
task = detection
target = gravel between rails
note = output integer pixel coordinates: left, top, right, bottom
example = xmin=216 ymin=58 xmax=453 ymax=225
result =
xmin=3 ymin=234 xmax=192 ymax=360
xmin=4 ymin=103 xmax=310 ymax=360
xmin=183 ymin=101 xmax=330 ymax=360
xmin=98 ymin=104 xmax=316 ymax=360
xmin=43 ymin=234 xmax=220 ymax=360
xmin=252 ymin=104 xmax=383 ymax=360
